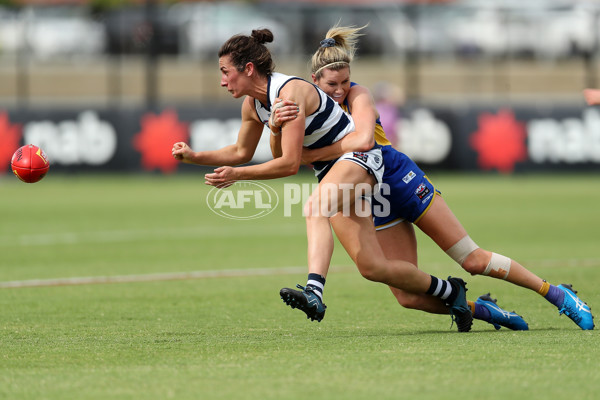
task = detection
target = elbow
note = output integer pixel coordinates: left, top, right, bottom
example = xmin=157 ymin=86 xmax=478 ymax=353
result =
xmin=281 ymin=160 xmax=301 ymax=177
xmin=238 ymin=150 xmax=254 ymax=165
xmin=285 ymin=163 xmax=301 ymax=177
xmin=356 ymin=136 xmax=376 ymax=152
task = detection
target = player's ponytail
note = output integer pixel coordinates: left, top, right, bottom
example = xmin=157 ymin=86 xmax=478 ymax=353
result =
xmin=311 ymin=24 xmax=367 ymax=79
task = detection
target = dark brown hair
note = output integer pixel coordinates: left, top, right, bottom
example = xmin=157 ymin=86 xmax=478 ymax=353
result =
xmin=218 ymin=29 xmax=275 ymax=77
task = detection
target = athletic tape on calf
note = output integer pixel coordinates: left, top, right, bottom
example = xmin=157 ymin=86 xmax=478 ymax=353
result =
xmin=482 ymin=252 xmax=511 ymax=280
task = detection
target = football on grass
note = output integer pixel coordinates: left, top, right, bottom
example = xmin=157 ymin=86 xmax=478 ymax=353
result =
xmin=11 ymin=144 xmax=50 ymax=183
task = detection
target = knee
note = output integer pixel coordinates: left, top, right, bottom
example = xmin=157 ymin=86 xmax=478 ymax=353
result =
xmin=303 ymin=196 xmax=316 ymax=218
xmin=356 ymin=255 xmax=414 ymax=284
xmin=303 ymin=193 xmax=336 ymax=218
xmin=392 ymin=290 xmax=423 ymax=310
xmin=461 ymin=249 xmax=491 ymax=275
xmin=357 ymin=262 xmax=382 ymax=282
xmin=355 ymin=256 xmax=386 ymax=282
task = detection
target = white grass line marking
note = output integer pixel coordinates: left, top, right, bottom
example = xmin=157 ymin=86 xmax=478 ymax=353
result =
xmin=0 ymin=225 xmax=303 ymax=247
xmin=0 ymin=265 xmax=356 ymax=289
xmin=1 ymin=257 xmax=598 ymax=290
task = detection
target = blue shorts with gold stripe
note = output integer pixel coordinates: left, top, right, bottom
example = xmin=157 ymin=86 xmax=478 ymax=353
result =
xmin=372 ymin=145 xmax=439 ymax=230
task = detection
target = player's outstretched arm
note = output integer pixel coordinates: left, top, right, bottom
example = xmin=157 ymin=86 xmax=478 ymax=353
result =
xmin=172 ymin=97 xmax=264 ymax=166
xmin=205 ymin=84 xmax=310 ymax=185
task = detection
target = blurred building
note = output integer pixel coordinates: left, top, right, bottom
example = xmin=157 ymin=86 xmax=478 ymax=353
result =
xmin=2 ymin=0 xmax=600 ymax=176
xmin=0 ymin=0 xmax=598 ymax=107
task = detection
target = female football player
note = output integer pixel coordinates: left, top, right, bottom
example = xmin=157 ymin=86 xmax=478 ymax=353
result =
xmin=171 ymin=28 xmax=474 ymax=331
xmin=271 ymin=24 xmax=593 ymax=330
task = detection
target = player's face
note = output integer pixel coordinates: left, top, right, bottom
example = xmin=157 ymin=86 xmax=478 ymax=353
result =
xmin=219 ymin=55 xmax=248 ymax=98
xmin=314 ymin=67 xmax=351 ymax=105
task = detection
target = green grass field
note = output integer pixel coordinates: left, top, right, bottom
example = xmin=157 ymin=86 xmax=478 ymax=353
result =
xmin=1 ymin=171 xmax=599 ymax=399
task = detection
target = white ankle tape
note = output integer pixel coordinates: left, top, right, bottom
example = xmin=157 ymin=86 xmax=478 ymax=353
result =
xmin=482 ymin=253 xmax=511 ymax=279
xmin=445 ymin=236 xmax=479 ymax=265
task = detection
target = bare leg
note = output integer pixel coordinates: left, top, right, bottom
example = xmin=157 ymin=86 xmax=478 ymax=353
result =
xmin=330 ymin=204 xmax=433 ymax=294
xmin=282 ymin=176 xmax=441 ymax=323
xmin=416 ymin=195 xmax=544 ymax=291
xmin=284 ymin=194 xmax=473 ymax=330
xmin=377 ymin=221 xmax=449 ymax=314
xmin=304 ymin=161 xmax=376 ymax=279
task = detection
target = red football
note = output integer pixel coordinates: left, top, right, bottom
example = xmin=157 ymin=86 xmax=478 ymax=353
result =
xmin=10 ymin=144 xmax=50 ymax=183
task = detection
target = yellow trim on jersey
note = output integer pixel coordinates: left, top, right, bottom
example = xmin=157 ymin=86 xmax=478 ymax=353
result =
xmin=341 ymin=104 xmax=392 ymax=146
xmin=374 ymin=121 xmax=392 ymax=146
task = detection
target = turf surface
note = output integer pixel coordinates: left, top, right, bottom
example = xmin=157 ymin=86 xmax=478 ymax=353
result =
xmin=1 ymin=172 xmax=599 ymax=399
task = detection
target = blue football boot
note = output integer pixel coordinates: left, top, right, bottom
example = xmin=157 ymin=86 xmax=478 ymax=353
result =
xmin=475 ymin=293 xmax=529 ymax=331
xmin=557 ymin=284 xmax=594 ymax=330
xmin=446 ymin=277 xmax=473 ymax=332
xmin=280 ymin=284 xmax=327 ymax=322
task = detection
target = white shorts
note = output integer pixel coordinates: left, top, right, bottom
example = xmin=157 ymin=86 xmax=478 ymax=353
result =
xmin=313 ymin=147 xmax=385 ymax=187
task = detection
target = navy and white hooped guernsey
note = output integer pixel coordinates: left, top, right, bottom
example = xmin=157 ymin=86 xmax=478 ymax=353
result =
xmin=254 ymin=72 xmax=383 ymax=182
xmin=254 ymin=72 xmax=355 ymax=150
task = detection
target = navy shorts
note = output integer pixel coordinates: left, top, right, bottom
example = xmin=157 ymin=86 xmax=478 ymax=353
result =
xmin=372 ymin=145 xmax=439 ymax=230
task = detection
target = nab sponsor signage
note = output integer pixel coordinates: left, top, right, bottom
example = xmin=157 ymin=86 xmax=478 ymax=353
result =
xmin=23 ymin=111 xmax=117 ymax=166
xmin=528 ymin=108 xmax=600 ymax=164
xmin=2 ymin=103 xmax=600 ymax=175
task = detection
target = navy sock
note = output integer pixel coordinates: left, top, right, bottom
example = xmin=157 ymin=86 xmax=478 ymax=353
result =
xmin=544 ymin=284 xmax=565 ymax=308
xmin=426 ymin=276 xmax=454 ymax=302
xmin=306 ymin=273 xmax=326 ymax=301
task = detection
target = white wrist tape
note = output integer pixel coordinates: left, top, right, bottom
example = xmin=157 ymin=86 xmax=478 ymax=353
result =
xmin=445 ymin=235 xmax=479 ymax=266
xmin=269 ymin=99 xmax=285 ymax=129
xmin=482 ymin=253 xmax=511 ymax=280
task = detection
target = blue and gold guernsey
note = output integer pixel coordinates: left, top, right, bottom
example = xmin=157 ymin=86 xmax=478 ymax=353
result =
xmin=254 ymin=72 xmax=383 ymax=182
xmin=343 ymin=82 xmax=440 ymax=230
xmin=341 ymin=84 xmax=391 ymax=147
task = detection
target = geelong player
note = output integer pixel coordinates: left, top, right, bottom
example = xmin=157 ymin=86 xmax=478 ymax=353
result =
xmin=172 ymin=28 xmax=474 ymax=331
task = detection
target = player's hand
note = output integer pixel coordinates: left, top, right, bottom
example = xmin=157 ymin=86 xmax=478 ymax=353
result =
xmin=172 ymin=142 xmax=193 ymax=163
xmin=205 ymin=166 xmax=237 ymax=188
xmin=269 ymin=98 xmax=299 ymax=130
